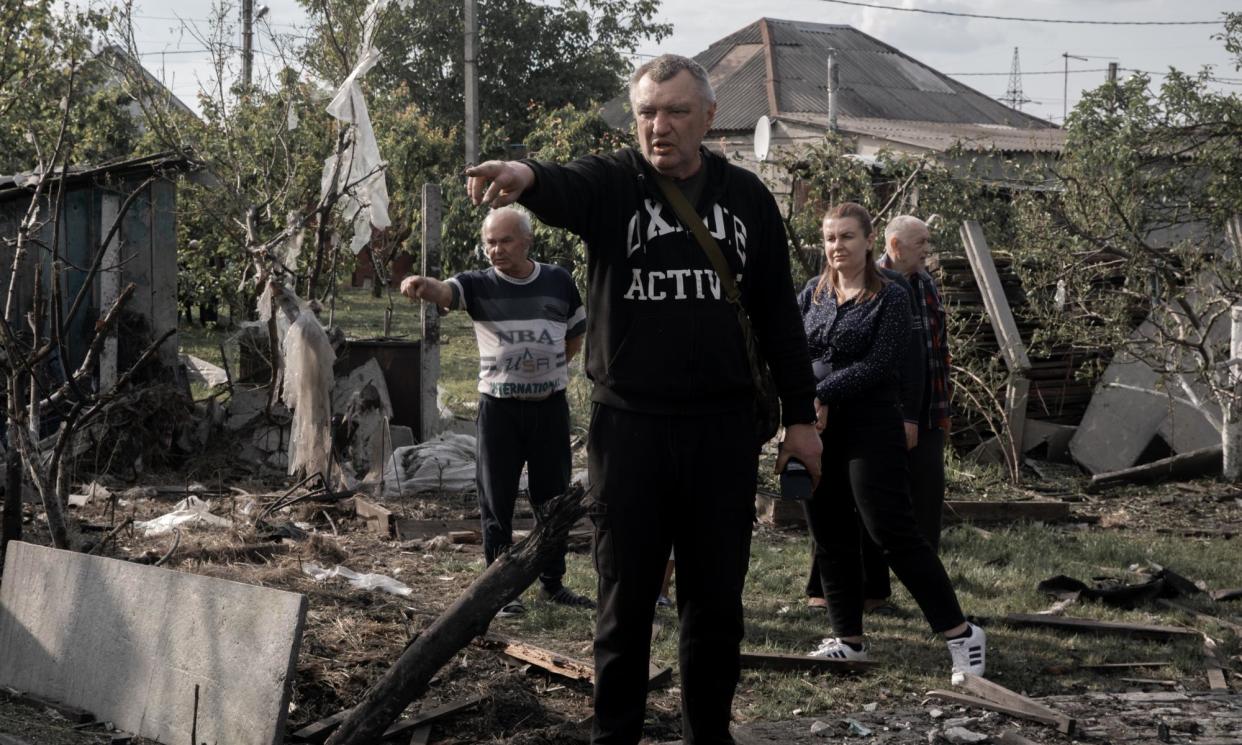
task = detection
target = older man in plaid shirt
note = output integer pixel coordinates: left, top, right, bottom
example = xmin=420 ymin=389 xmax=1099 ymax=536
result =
xmin=860 ymin=214 xmax=953 ymax=612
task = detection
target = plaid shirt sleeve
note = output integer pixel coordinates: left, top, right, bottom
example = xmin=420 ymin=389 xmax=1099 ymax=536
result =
xmin=920 ymin=272 xmax=953 ymax=431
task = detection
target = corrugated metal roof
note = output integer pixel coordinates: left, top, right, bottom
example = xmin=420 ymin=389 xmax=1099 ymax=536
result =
xmin=602 ymin=17 xmax=1060 ymax=152
xmin=806 ymin=115 xmax=1068 ymax=153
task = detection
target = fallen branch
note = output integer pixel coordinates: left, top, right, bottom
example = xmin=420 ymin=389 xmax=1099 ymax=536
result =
xmin=323 ymin=485 xmax=590 ymax=745
xmin=86 ymin=517 xmax=133 ymax=556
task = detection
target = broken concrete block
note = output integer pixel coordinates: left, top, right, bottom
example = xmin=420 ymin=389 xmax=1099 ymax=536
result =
xmin=227 ymin=386 xmax=271 ymax=431
xmin=0 ymin=541 xmax=306 ymax=745
xmin=941 ymin=727 xmax=989 ymax=744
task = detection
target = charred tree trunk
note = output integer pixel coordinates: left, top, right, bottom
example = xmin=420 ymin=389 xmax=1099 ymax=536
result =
xmin=324 ymin=485 xmax=589 ymax=745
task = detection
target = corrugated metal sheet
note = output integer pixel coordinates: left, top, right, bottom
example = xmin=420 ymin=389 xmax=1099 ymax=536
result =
xmin=829 ymin=115 xmax=1067 ymax=152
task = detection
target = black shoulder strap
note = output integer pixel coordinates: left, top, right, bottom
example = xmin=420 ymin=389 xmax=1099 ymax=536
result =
xmin=652 ymin=173 xmax=742 ymax=306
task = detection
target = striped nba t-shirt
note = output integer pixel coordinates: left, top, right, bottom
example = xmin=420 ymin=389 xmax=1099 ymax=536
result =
xmin=447 ymin=262 xmax=586 ymax=399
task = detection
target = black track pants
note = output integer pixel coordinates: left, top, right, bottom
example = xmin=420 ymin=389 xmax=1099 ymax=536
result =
xmin=588 ymin=404 xmax=757 ymax=745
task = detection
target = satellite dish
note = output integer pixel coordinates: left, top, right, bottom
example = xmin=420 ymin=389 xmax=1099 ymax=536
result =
xmin=753 ymin=115 xmax=771 ymax=162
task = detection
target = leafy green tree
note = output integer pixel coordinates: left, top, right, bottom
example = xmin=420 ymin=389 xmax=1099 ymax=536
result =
xmin=1012 ymin=12 xmax=1242 ymax=475
xmin=299 ymin=0 xmax=668 ymax=146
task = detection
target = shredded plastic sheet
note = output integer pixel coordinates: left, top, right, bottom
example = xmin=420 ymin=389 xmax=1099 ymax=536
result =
xmin=135 ymin=495 xmax=232 ymax=536
xmin=321 ymin=0 xmax=397 ymax=255
xmin=383 ymin=432 xmax=488 ymax=495
xmin=282 ymin=310 xmax=337 ymax=480
xmin=302 ymin=562 xmax=413 ymax=597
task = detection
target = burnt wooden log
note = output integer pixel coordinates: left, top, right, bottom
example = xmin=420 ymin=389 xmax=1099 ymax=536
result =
xmin=323 ymin=485 xmax=589 ymax=745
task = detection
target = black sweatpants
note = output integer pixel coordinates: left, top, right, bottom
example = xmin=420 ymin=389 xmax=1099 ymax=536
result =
xmin=588 ymin=404 xmax=757 ymax=745
xmin=476 ymin=391 xmax=571 ymax=588
xmin=859 ymin=425 xmax=946 ymax=599
xmin=803 ymin=402 xmax=964 ymax=638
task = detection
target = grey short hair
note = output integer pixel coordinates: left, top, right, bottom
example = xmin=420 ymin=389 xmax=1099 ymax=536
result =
xmin=629 ymin=54 xmax=715 ymax=106
xmin=481 ymin=206 xmax=534 ymax=241
xmin=884 ymin=215 xmax=928 ymax=245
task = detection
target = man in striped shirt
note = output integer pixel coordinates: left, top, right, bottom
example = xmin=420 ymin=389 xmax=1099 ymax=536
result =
xmin=400 ymin=206 xmax=592 ymax=614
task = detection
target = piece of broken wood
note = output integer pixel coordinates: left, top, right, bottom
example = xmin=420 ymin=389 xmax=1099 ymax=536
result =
xmin=447 ymin=530 xmax=479 ymax=544
xmin=1158 ymin=598 xmax=1242 ymax=636
xmin=1086 ymin=445 xmax=1222 ymax=492
xmin=1117 ymin=677 xmax=1177 ymax=687
xmin=928 ymin=689 xmax=1067 ymax=734
xmin=941 ymin=500 xmax=1070 ymax=525
xmin=951 ymin=672 xmax=1075 ymax=735
xmin=1002 ymin=613 xmax=1199 ymax=642
xmin=737 ymin=650 xmax=876 ymax=674
xmin=292 ymin=694 xmax=484 ymax=743
xmin=1203 ymin=635 xmax=1230 ymax=692
xmin=323 ymin=486 xmax=589 ymax=745
xmin=480 ymin=634 xmax=671 ymax=690
xmin=1079 ymin=661 xmax=1174 ymax=671
xmin=352 ymin=496 xmax=394 ymax=536
xmin=1210 ymin=587 xmax=1242 ymax=602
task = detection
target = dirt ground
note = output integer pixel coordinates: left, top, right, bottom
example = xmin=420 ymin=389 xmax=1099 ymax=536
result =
xmin=2 ymin=461 xmax=1240 ymax=745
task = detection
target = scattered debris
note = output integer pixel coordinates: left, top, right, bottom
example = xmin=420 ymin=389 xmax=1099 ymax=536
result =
xmin=951 ymin=672 xmax=1076 ymax=735
xmin=351 ymin=496 xmax=394 ymax=536
xmin=181 ymin=353 xmax=229 ymax=388
xmin=940 ymin=725 xmax=988 ymax=744
xmin=301 ymin=562 xmax=413 ymax=598
xmin=133 ymin=495 xmax=232 ymax=536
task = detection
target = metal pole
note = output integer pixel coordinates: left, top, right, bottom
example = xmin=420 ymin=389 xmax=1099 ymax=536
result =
xmin=826 ymin=49 xmax=838 ymax=133
xmin=419 ymin=184 xmax=443 ymax=443
xmin=242 ymin=0 xmax=254 ymax=88
xmin=464 ymin=0 xmax=479 ymax=165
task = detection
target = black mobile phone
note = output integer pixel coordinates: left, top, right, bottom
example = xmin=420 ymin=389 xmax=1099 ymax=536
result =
xmin=780 ymin=458 xmax=812 ymax=501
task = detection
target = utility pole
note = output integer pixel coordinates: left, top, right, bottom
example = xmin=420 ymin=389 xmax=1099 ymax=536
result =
xmin=464 ymin=0 xmax=479 ymax=165
xmin=1061 ymin=52 xmax=1088 ymax=123
xmin=1002 ymin=47 xmax=1031 ymax=112
xmin=241 ymin=0 xmax=254 ymax=88
xmin=1107 ymin=62 xmax=1119 ymax=82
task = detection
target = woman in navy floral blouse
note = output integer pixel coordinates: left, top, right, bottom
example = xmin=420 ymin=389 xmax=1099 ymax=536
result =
xmin=799 ymin=202 xmax=986 ymax=676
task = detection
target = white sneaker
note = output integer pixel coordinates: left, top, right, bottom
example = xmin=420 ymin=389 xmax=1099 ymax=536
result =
xmin=809 ymin=637 xmax=871 ymax=661
xmin=946 ymin=623 xmax=986 ymax=676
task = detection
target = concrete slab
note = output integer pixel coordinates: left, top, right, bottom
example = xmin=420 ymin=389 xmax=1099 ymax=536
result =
xmin=0 ymin=541 xmax=306 ymax=745
xmin=1069 ymin=350 xmax=1169 ymax=474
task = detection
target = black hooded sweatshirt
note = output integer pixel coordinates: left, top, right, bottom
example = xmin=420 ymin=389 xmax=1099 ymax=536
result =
xmin=519 ymin=146 xmax=816 ymax=426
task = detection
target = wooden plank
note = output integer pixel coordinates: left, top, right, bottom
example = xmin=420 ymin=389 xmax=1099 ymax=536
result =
xmin=293 ymin=695 xmax=484 ymax=743
xmin=353 ymin=496 xmax=394 ymax=536
xmin=941 ymin=500 xmax=1070 ymax=525
xmin=1087 ymin=445 xmax=1222 ymax=492
xmin=952 ymin=672 xmax=1075 ymax=735
xmin=1079 ymin=661 xmax=1174 ymax=671
xmin=448 ymin=530 xmax=480 ymax=545
xmin=149 ymin=180 xmax=179 ymax=369
xmin=737 ymin=650 xmax=876 ymax=674
xmin=489 ymin=637 xmax=593 ymax=682
xmin=98 ymin=192 xmax=120 ymax=393
xmin=1210 ymin=587 xmax=1242 ymax=602
xmin=381 ymin=695 xmax=486 ymax=739
xmin=1157 ymin=599 xmax=1242 ymax=636
xmin=1002 ymin=613 xmax=1199 ymax=641
xmin=1203 ymin=636 xmax=1230 ymax=692
xmin=928 ymin=689 xmax=1068 ymax=732
xmin=961 ymin=220 xmax=1030 ymax=455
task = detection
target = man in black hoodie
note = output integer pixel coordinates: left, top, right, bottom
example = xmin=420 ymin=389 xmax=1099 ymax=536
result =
xmin=467 ymin=54 xmax=821 ymax=745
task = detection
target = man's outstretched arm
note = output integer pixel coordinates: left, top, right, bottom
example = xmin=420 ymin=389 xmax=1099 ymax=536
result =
xmin=400 ymin=275 xmax=454 ymax=310
xmin=466 ymin=161 xmax=535 ymax=207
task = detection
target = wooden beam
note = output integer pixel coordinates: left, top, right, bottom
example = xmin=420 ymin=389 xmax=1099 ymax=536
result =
xmin=1157 ymin=599 xmax=1242 ymax=636
xmin=353 ymin=496 xmax=394 ymax=536
xmin=952 ymin=672 xmax=1075 ymax=735
xmin=1202 ymin=636 xmax=1230 ymax=692
xmin=292 ymin=695 xmax=484 ymax=743
xmin=1002 ymin=613 xmax=1199 ymax=642
xmin=381 ymin=695 xmax=485 ymax=740
xmin=488 ymin=636 xmax=593 ymax=683
xmin=1079 ymin=661 xmax=1174 ymax=671
xmin=737 ymin=650 xmax=876 ymax=674
xmin=941 ymin=500 xmax=1071 ymax=525
xmin=928 ymin=689 xmax=1068 ymax=733
xmin=1087 ymin=445 xmax=1222 ymax=492
xmin=960 ymin=220 xmax=1031 ymax=459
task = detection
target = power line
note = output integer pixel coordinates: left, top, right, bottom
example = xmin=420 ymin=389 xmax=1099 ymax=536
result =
xmin=815 ymin=0 xmax=1221 ymax=25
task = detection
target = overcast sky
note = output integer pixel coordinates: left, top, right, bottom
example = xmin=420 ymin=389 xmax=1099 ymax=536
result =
xmin=129 ymin=0 xmax=1240 ymax=125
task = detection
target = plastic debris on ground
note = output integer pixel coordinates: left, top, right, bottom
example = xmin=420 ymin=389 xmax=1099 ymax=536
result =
xmin=302 ymin=562 xmax=413 ymax=597
xmin=135 ymin=495 xmax=232 ymax=536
